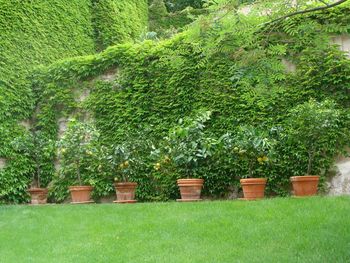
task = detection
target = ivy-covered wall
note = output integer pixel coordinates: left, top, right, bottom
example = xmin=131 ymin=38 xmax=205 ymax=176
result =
xmin=31 ymin=4 xmax=350 ymax=203
xmin=0 ymin=0 xmax=149 ymax=203
xmin=93 ymin=0 xmax=149 ymax=50
xmin=0 ymin=0 xmax=96 ymax=122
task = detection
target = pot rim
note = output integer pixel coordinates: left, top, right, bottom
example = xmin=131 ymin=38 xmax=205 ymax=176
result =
xmin=177 ymin=178 xmax=204 ymax=183
xmin=69 ymin=185 xmax=93 ymax=191
xmin=240 ymin=178 xmax=267 ymax=185
xmin=177 ymin=179 xmax=204 ymax=187
xmin=28 ymin=187 xmax=48 ymax=193
xmin=115 ymin=182 xmax=138 ymax=187
xmin=290 ymin=175 xmax=320 ymax=182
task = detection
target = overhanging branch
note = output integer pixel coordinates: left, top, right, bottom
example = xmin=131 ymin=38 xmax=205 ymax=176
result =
xmin=265 ymin=0 xmax=348 ymax=25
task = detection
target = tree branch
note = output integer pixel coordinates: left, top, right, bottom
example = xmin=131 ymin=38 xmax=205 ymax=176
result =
xmin=265 ymin=0 xmax=348 ymax=25
xmin=318 ymin=0 xmax=330 ymax=6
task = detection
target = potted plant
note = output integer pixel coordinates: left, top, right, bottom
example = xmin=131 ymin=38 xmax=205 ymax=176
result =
xmin=154 ymin=110 xmax=216 ymax=202
xmin=12 ymin=129 xmax=53 ymax=204
xmin=57 ymin=120 xmax=99 ymax=204
xmin=286 ymin=99 xmax=347 ymax=196
xmin=229 ymin=126 xmax=273 ymax=200
xmin=107 ymin=143 xmax=140 ymax=203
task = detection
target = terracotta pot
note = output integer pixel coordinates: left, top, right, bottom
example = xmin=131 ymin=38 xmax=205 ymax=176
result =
xmin=114 ymin=182 xmax=137 ymax=203
xmin=290 ymin=175 xmax=319 ymax=196
xmin=177 ymin=178 xmax=204 ymax=202
xmin=28 ymin=188 xmax=48 ymax=205
xmin=240 ymin=178 xmax=267 ymax=200
xmin=69 ymin=186 xmax=93 ymax=204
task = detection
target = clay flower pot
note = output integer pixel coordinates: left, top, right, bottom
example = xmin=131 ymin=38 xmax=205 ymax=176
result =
xmin=240 ymin=178 xmax=267 ymax=200
xmin=290 ymin=175 xmax=319 ymax=196
xmin=177 ymin=178 xmax=204 ymax=202
xmin=28 ymin=188 xmax=48 ymax=205
xmin=114 ymin=182 xmax=137 ymax=203
xmin=69 ymin=186 xmax=94 ymax=204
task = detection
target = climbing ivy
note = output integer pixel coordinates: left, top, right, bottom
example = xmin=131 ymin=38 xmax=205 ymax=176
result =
xmin=0 ymin=0 xmax=150 ymax=203
xmin=2 ymin=1 xmax=350 ymax=203
xmin=93 ymin=0 xmax=149 ymax=50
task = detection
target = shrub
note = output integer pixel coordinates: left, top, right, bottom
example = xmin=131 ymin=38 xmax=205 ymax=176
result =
xmin=285 ymin=99 xmax=349 ymax=175
xmin=11 ymin=130 xmax=53 ymax=188
xmin=153 ymin=110 xmax=217 ymax=178
xmin=107 ymin=142 xmax=146 ymax=183
xmin=56 ymin=120 xmax=100 ymax=187
xmin=223 ymin=126 xmax=274 ymax=179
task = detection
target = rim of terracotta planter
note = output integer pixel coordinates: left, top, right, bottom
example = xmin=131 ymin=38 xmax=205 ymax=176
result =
xmin=177 ymin=178 xmax=204 ymax=186
xmin=240 ymin=178 xmax=267 ymax=185
xmin=28 ymin=187 xmax=48 ymax=194
xmin=115 ymin=182 xmax=138 ymax=191
xmin=115 ymin=182 xmax=137 ymax=187
xmin=290 ymin=175 xmax=320 ymax=182
xmin=69 ymin=185 xmax=93 ymax=191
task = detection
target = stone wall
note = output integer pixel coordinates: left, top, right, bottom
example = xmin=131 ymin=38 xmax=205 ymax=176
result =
xmin=0 ymin=158 xmax=7 ymax=169
xmin=328 ymin=152 xmax=350 ymax=195
xmin=331 ymin=35 xmax=350 ymax=58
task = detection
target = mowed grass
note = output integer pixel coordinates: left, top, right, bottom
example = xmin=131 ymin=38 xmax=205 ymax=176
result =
xmin=0 ymin=197 xmax=349 ymax=263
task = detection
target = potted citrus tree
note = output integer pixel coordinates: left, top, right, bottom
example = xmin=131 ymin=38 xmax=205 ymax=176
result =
xmin=230 ymin=126 xmax=273 ymax=200
xmin=12 ymin=129 xmax=53 ymax=204
xmin=155 ymin=110 xmax=216 ymax=202
xmin=107 ymin=143 xmax=141 ymax=204
xmin=57 ymin=120 xmax=99 ymax=204
xmin=286 ymin=99 xmax=347 ymax=196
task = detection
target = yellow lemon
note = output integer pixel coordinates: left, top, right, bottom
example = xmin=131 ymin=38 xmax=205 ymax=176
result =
xmin=124 ymin=160 xmax=129 ymax=168
xmin=154 ymin=162 xmax=161 ymax=171
xmin=163 ymin=156 xmax=171 ymax=163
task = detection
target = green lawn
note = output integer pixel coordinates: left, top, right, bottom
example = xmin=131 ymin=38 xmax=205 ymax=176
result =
xmin=1 ymin=197 xmax=349 ymax=263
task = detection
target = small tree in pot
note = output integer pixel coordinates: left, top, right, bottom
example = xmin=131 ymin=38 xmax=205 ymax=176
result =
xmin=286 ymin=99 xmax=348 ymax=196
xmin=224 ymin=126 xmax=273 ymax=200
xmin=57 ymin=120 xmax=99 ymax=204
xmin=12 ymin=130 xmax=53 ymax=204
xmin=154 ymin=110 xmax=217 ymax=201
xmin=107 ymin=143 xmax=141 ymax=203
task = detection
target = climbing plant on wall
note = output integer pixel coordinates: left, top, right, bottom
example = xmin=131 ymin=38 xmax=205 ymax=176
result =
xmin=1 ymin=0 xmax=350 ymax=203
xmin=0 ymin=0 xmax=150 ymax=203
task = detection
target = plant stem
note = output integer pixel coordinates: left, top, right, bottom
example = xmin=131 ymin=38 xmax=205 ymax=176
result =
xmin=248 ymin=159 xmax=254 ymax=178
xmin=307 ymin=150 xmax=314 ymax=175
xmin=77 ymin=160 xmax=82 ymax=185
xmin=37 ymin=162 xmax=41 ymax=188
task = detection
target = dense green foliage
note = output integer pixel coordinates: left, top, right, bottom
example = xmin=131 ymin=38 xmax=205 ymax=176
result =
xmin=57 ymin=120 xmax=100 ymax=186
xmin=0 ymin=0 xmax=150 ymax=203
xmin=165 ymin=0 xmax=204 ymax=12
xmin=93 ymin=0 xmax=149 ymax=50
xmin=1 ymin=197 xmax=350 ymax=262
xmin=149 ymin=0 xmax=206 ymax=38
xmin=285 ymin=99 xmax=347 ymax=175
xmin=29 ymin=2 xmax=350 ymax=203
xmin=0 ymin=0 xmax=96 ymax=203
xmin=0 ymin=0 xmax=96 ymax=122
xmin=153 ymin=110 xmax=217 ymax=178
xmin=1 ymin=0 xmax=350 ymax=203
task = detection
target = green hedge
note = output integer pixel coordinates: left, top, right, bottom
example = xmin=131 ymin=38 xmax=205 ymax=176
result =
xmin=93 ymin=0 xmax=149 ymax=50
xmin=31 ymin=4 xmax=350 ymax=203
